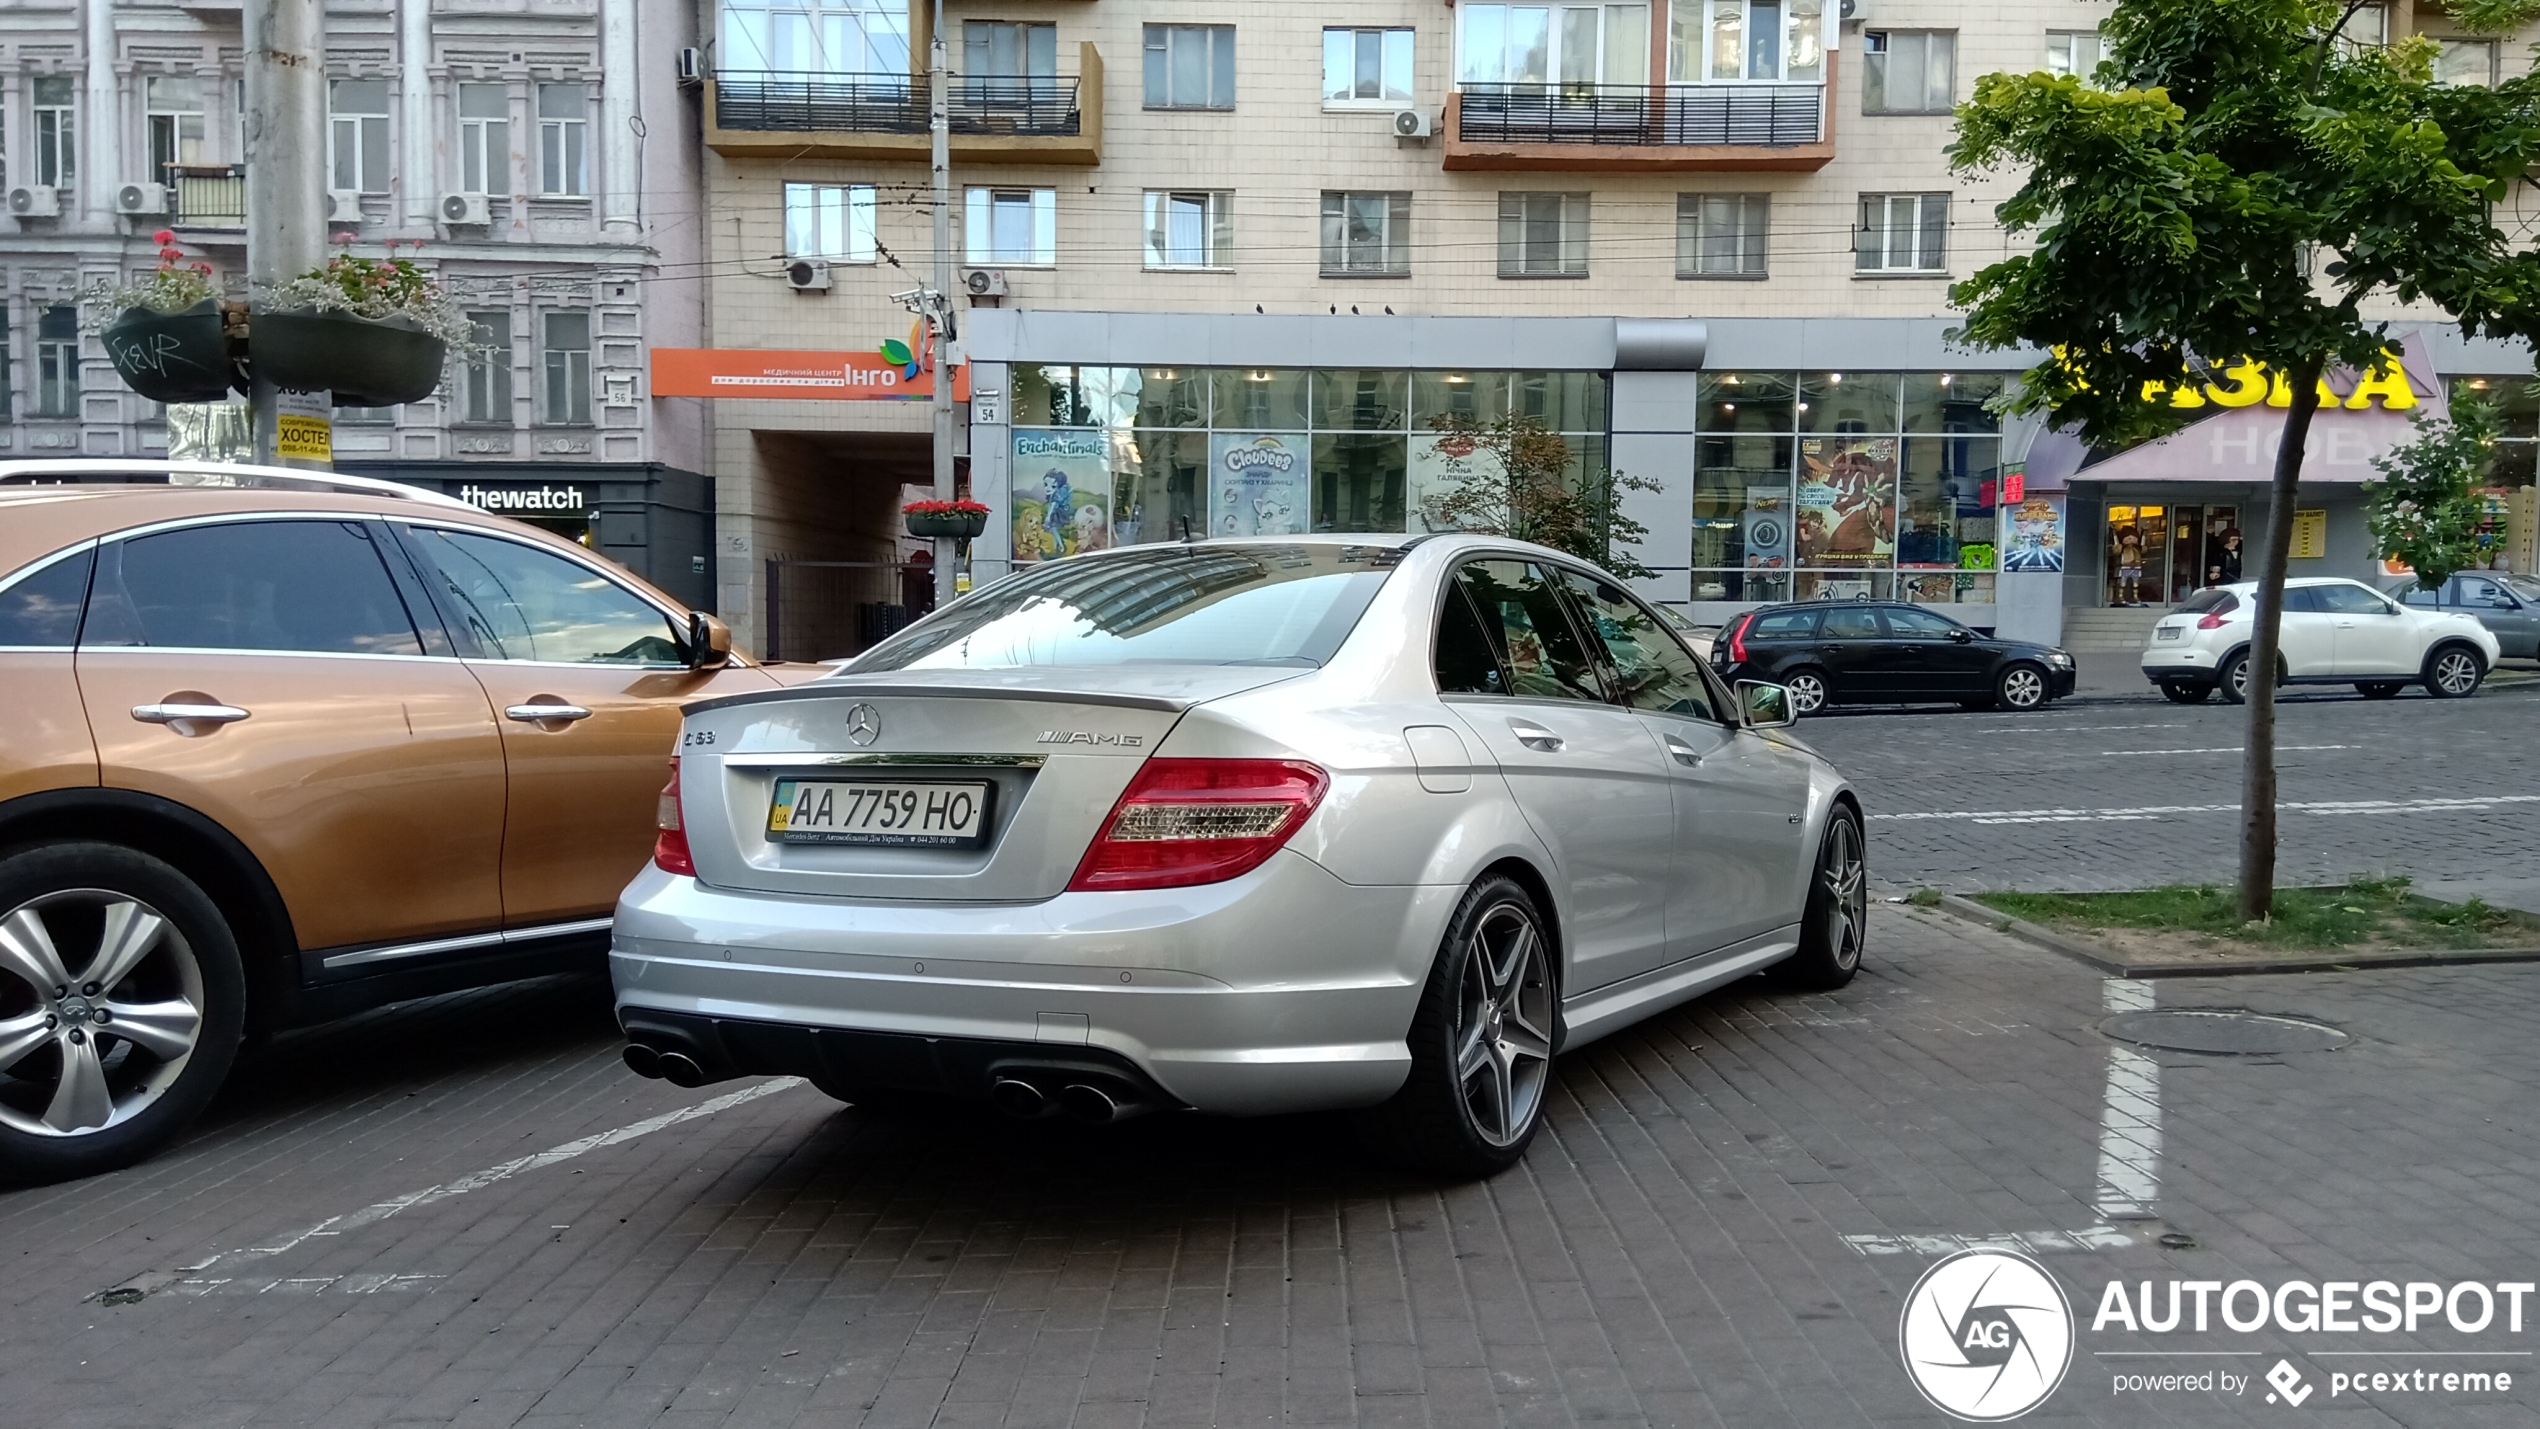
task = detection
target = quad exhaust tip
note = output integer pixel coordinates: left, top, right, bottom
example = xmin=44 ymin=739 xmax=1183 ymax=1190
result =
xmin=622 ymin=1043 xmax=662 ymax=1079
xmin=989 ymin=1077 xmax=1048 ymax=1118
xmin=1058 ymin=1083 xmax=1126 ymax=1124
xmin=622 ymin=1041 xmax=708 ymax=1087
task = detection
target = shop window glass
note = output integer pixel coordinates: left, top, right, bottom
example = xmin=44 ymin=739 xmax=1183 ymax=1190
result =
xmin=1411 ymin=371 xmax=1511 ymax=426
xmin=1313 ymin=370 xmax=1409 ymax=431
xmin=1111 ymin=429 xmax=1205 ymax=545
xmin=1313 ymin=433 xmax=1408 ymax=533
xmin=1697 ymin=371 xmax=1795 ymax=432
xmin=1901 ymin=371 xmax=2004 ymax=432
xmin=2448 ymin=377 xmax=2538 ymax=438
xmin=1797 ymin=434 xmax=1896 ymax=570
xmin=1012 ymin=364 xmax=1138 ymax=427
xmin=1211 ymin=367 xmax=1310 ymax=430
xmin=1799 ymin=371 xmax=1901 ymax=433
xmin=1453 ymin=559 xmax=1603 ymax=701
xmin=1511 ymin=372 xmax=1608 ymax=432
xmin=1896 ymin=435 xmax=1999 ymax=575
xmin=1693 ymin=435 xmax=1795 ymax=580
xmin=1132 ymin=367 xmax=1210 ymax=429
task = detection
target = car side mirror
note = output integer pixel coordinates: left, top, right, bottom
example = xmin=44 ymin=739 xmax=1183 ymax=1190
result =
xmin=687 ymin=611 xmax=733 ymax=669
xmin=1947 ymin=627 xmax=1973 ymax=643
xmin=1737 ymin=680 xmax=1796 ymax=730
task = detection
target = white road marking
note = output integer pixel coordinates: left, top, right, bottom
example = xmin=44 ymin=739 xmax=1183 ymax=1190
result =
xmin=1874 ymin=794 xmax=2540 ymax=825
xmin=2095 ymin=744 xmax=2356 ymax=756
xmin=2095 ymin=980 xmax=2163 ymax=1221
xmin=1843 ymin=1226 xmax=2141 ymax=1256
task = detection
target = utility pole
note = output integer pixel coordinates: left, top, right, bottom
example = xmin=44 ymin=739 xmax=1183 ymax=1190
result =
xmin=928 ymin=0 xmax=957 ymax=606
xmin=242 ymin=0 xmax=330 ymax=469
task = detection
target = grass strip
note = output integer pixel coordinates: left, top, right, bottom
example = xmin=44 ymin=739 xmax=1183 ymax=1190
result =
xmin=1967 ymin=877 xmax=2525 ymax=952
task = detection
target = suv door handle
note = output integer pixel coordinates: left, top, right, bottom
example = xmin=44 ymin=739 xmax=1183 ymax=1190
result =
xmin=1507 ymin=718 xmax=1564 ymax=753
xmin=506 ymin=701 xmax=594 ymax=724
xmin=131 ymin=701 xmax=250 ymax=736
xmin=1661 ymin=734 xmax=1705 ymax=768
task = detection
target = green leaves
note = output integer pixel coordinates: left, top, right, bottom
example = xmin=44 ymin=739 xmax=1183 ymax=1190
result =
xmin=2365 ymin=392 xmax=2502 ymax=589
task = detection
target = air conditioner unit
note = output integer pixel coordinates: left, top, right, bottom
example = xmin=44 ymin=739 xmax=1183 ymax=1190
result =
xmin=326 ymin=189 xmax=364 ymax=223
xmin=8 ymin=185 xmax=61 ymax=218
xmin=785 ymin=258 xmax=831 ymax=291
xmin=676 ymin=47 xmax=704 ymax=84
xmin=962 ymin=267 xmax=1008 ymax=297
xmin=116 ymin=182 xmax=170 ymax=216
xmin=440 ymin=191 xmax=491 ymax=225
xmin=1393 ymin=109 xmax=1433 ymax=139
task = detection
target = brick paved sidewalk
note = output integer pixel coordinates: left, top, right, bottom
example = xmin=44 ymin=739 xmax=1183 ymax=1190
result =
xmin=4 ymin=909 xmax=2536 ymax=1427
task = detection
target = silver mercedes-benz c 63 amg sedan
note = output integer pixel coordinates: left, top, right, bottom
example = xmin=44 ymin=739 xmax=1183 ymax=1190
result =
xmin=612 ymin=534 xmax=1865 ymax=1176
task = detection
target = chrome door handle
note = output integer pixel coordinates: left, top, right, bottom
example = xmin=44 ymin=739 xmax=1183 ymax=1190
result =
xmin=506 ymin=702 xmax=593 ymax=724
xmin=1507 ymin=719 xmax=1565 ymax=753
xmin=132 ymin=702 xmax=250 ymax=732
xmin=1662 ymin=735 xmax=1705 ymax=768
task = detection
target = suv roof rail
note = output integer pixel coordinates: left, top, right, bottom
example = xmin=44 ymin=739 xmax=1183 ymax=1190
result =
xmin=0 ymin=458 xmax=475 ymax=511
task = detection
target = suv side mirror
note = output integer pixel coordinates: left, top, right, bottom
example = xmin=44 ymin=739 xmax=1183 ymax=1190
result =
xmin=687 ymin=611 xmax=733 ymax=669
xmin=1737 ymin=680 xmax=1796 ymax=729
xmin=1947 ymin=627 xmax=1974 ymax=643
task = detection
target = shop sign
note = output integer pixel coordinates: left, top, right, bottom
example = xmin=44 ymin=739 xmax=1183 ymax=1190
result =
xmin=1011 ymin=429 xmax=1114 ymax=560
xmin=459 ymin=483 xmax=589 ymax=514
xmin=650 ymin=348 xmax=971 ymax=402
xmin=2292 ymin=508 xmax=2328 ymax=559
xmin=2137 ymin=355 xmax=2419 ymax=410
xmin=274 ymin=389 xmax=331 ymax=463
xmin=1796 ymin=437 xmax=1896 ymax=567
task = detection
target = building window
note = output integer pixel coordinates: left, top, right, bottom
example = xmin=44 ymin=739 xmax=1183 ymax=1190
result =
xmin=462 ymin=312 xmax=512 ymax=424
xmin=329 ymin=79 xmax=391 ymax=193
xmin=2045 ymin=30 xmax=2103 ymax=85
xmin=721 ymin=0 xmax=911 ymax=76
xmin=1678 ymin=193 xmax=1768 ymax=278
xmin=1324 ymin=28 xmax=1414 ymax=106
xmin=1664 ymin=0 xmax=1818 ymax=83
xmin=1497 ymin=192 xmax=1590 ymax=278
xmin=542 ymin=311 xmax=591 ymax=425
xmin=146 ymin=77 xmax=206 ymax=185
xmin=32 ymin=75 xmax=75 ymax=190
xmin=1856 ymin=193 xmax=1947 ymax=273
xmin=1862 ymin=31 xmax=1954 ymax=114
xmin=785 ymin=182 xmax=877 ymax=260
xmin=1320 ymin=191 xmax=1411 ymax=277
xmin=36 ymin=305 xmax=79 ymax=418
xmin=1144 ymin=24 xmax=1235 ymax=110
xmin=2339 ymin=3 xmax=2388 ymax=54
xmin=458 ymin=83 xmax=510 ymax=195
xmin=962 ymin=20 xmax=1057 ymax=109
xmin=538 ymin=84 xmax=588 ymax=197
xmin=1143 ymin=191 xmax=1230 ymax=269
xmin=2437 ymin=37 xmax=2500 ymax=86
xmin=0 ymin=303 xmax=11 ymax=420
xmin=1467 ymin=3 xmax=1657 ymax=88
xmin=964 ymin=186 xmax=1056 ymax=266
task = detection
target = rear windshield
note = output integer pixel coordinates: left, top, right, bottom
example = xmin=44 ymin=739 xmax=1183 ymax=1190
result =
xmin=2177 ymin=589 xmax=2240 ymax=615
xmin=852 ymin=544 xmax=1400 ymax=671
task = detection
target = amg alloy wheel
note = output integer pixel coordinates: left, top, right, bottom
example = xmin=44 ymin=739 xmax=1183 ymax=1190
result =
xmin=1782 ymin=669 xmax=1828 ymax=716
xmin=1365 ymin=876 xmax=1556 ymax=1177
xmin=1775 ymin=808 xmax=1867 ymax=990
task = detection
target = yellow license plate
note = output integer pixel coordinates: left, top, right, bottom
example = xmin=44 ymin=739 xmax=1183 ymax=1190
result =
xmin=768 ymin=779 xmax=992 ymax=847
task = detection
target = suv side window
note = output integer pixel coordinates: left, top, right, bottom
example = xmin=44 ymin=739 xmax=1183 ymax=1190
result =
xmin=1553 ymin=567 xmax=1719 ymax=721
xmin=2279 ymin=586 xmax=2324 ymax=614
xmin=81 ymin=520 xmax=424 ymax=655
xmin=405 ymin=527 xmax=686 ymax=665
xmin=1450 ymin=559 xmax=1603 ymax=701
xmin=2313 ymin=583 xmax=2395 ymax=616
xmin=2457 ymin=577 xmax=2509 ymax=607
xmin=1751 ymin=609 xmax=1818 ymax=639
xmin=0 ymin=548 xmax=95 ymax=647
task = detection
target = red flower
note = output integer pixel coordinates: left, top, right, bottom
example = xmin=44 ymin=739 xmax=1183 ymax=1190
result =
xmin=151 ymin=228 xmax=175 ymax=246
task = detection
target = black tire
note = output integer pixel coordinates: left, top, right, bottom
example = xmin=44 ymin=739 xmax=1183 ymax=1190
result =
xmin=2423 ymin=643 xmax=2486 ymax=699
xmin=1361 ymin=875 xmax=1557 ymax=1179
xmin=1995 ymin=662 xmax=2050 ymax=711
xmin=0 ymin=843 xmax=244 ymax=1184
xmin=2216 ymin=651 xmax=2251 ymax=704
xmin=2161 ymin=682 xmax=2212 ymax=704
xmin=1774 ymin=807 xmax=1867 ymax=991
xmin=1780 ymin=667 xmax=1829 ymax=717
xmin=2356 ymin=681 xmax=2405 ymax=700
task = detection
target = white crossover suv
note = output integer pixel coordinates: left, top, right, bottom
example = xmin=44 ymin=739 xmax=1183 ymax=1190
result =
xmin=2141 ymin=576 xmax=2501 ymax=703
xmin=611 ymin=535 xmax=1865 ymax=1178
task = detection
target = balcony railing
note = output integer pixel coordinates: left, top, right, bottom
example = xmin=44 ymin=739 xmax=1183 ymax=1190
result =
xmin=1455 ymin=81 xmax=1824 ymax=148
xmin=713 ymin=72 xmax=1082 ymax=137
xmin=170 ymin=164 xmax=245 ymax=227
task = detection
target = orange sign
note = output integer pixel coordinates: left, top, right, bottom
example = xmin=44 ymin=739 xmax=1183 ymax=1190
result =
xmin=650 ymin=348 xmax=970 ymax=402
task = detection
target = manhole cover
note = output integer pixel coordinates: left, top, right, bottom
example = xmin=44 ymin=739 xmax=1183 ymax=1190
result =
xmin=2099 ymin=1009 xmax=2349 ymax=1055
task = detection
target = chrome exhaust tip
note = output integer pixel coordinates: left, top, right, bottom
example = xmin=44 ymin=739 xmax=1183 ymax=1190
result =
xmin=1059 ymin=1082 xmax=1155 ymax=1124
xmin=621 ymin=1043 xmax=663 ymax=1079
xmin=989 ymin=1077 xmax=1049 ymax=1118
xmin=656 ymin=1051 xmax=708 ymax=1088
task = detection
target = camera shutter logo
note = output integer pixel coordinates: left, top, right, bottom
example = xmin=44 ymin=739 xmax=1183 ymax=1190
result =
xmin=1898 ymin=1249 xmax=2075 ymax=1421
xmin=843 ymin=704 xmax=882 ymax=747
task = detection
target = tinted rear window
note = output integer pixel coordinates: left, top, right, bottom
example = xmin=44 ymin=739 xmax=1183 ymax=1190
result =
xmin=2177 ymin=589 xmax=2239 ymax=616
xmin=82 ymin=520 xmax=423 ymax=656
xmin=853 ymin=544 xmax=1398 ymax=671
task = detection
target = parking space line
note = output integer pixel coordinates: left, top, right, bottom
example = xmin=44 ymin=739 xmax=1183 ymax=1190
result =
xmin=2095 ymin=980 xmax=2162 ymax=1221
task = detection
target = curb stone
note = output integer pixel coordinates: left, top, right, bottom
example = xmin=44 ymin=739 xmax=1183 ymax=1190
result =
xmin=1925 ymin=892 xmax=2540 ymax=979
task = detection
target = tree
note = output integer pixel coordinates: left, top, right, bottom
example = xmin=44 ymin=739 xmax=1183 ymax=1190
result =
xmin=1421 ymin=411 xmax=1663 ymax=578
xmin=1947 ymin=0 xmax=2540 ymax=920
xmin=2366 ymin=392 xmax=2500 ymax=591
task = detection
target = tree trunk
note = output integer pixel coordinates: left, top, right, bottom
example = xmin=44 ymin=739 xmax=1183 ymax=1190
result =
xmin=2237 ymin=353 xmax=2326 ymax=922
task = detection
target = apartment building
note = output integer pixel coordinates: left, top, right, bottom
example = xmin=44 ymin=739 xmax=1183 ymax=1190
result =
xmin=0 ymin=0 xmax=715 ymax=607
xmin=690 ymin=0 xmax=2538 ymax=657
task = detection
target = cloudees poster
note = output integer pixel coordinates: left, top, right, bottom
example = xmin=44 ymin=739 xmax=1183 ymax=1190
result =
xmin=1209 ymin=433 xmax=1310 ymax=537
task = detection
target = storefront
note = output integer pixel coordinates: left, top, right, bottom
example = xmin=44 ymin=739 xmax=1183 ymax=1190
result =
xmin=342 ymin=460 xmax=717 ymax=612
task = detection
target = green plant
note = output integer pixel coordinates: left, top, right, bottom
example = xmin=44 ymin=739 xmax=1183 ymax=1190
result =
xmin=261 ymin=237 xmax=478 ymax=348
xmin=81 ymin=228 xmax=219 ymax=329
xmin=1421 ymin=412 xmax=1662 ymax=579
xmin=1907 ymin=889 xmax=1943 ymax=908
xmin=2367 ymin=392 xmax=2499 ymax=591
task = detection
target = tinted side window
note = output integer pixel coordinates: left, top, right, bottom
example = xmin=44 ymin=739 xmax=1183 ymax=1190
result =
xmin=0 ymin=548 xmax=93 ymax=647
xmin=1751 ymin=610 xmax=1818 ymax=639
xmin=1881 ymin=605 xmax=1962 ymax=639
xmin=1821 ymin=607 xmax=1882 ymax=640
xmin=1555 ymin=568 xmax=1717 ymax=721
xmin=408 ymin=528 xmax=685 ymax=664
xmin=1434 ymin=583 xmax=1509 ymax=695
xmin=2278 ymin=587 xmax=2323 ymax=614
xmin=84 ymin=521 xmax=422 ymax=655
xmin=1452 ymin=560 xmax=1602 ymax=701
xmin=2313 ymin=583 xmax=2394 ymax=616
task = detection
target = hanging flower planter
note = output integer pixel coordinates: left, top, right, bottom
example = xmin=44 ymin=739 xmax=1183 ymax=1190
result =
xmin=252 ymin=310 xmax=446 ymax=407
xmin=904 ymin=499 xmax=991 ymax=539
xmin=102 ymin=299 xmax=234 ymax=404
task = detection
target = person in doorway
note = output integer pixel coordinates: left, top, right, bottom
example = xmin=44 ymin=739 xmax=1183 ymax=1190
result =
xmin=2114 ymin=526 xmax=2146 ymax=604
xmin=2208 ymin=527 xmax=2243 ymax=586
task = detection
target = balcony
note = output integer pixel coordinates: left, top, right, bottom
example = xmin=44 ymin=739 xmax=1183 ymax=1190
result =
xmin=706 ymin=44 xmax=1102 ymax=165
xmin=169 ymin=165 xmax=246 ymax=228
xmin=1442 ymin=54 xmax=1837 ymax=172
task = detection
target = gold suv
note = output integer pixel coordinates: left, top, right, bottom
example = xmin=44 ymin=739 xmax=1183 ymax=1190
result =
xmin=0 ymin=462 xmax=808 ymax=1180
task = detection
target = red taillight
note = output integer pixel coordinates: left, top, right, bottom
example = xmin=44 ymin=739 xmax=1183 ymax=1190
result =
xmin=1068 ymin=758 xmax=1330 ymax=892
xmin=653 ymin=758 xmax=696 ymax=877
xmin=1727 ymin=612 xmax=1754 ymax=665
xmin=2197 ymin=611 xmax=2229 ymax=630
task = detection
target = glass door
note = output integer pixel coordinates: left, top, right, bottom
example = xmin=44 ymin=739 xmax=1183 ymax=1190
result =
xmin=2105 ymin=504 xmax=2168 ymax=606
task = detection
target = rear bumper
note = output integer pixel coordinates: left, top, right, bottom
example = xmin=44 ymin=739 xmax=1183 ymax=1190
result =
xmin=2142 ymin=647 xmax=2218 ymax=683
xmin=610 ymin=850 xmax=1456 ymax=1116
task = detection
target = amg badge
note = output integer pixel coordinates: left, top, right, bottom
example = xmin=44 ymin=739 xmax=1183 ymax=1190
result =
xmin=1037 ymin=730 xmax=1145 ymax=747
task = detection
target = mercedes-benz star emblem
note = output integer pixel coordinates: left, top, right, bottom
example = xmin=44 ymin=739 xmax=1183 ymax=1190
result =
xmin=843 ymin=703 xmax=882 ymax=746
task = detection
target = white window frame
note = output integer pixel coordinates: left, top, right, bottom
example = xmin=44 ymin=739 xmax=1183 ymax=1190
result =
xmin=964 ymin=186 xmax=1056 ymax=267
xmin=1678 ymin=192 xmax=1768 ymax=278
xmin=537 ymin=84 xmax=588 ymax=198
xmin=462 ymin=310 xmax=513 ymax=425
xmin=457 ymin=83 xmax=510 ymax=196
xmin=329 ymin=78 xmax=392 ymax=194
xmin=719 ymin=0 xmax=911 ymax=77
xmin=785 ymin=181 xmax=878 ymax=261
xmin=1320 ymin=190 xmax=1411 ymax=277
xmin=1855 ymin=192 xmax=1947 ymax=275
xmin=541 ymin=310 xmax=592 ymax=426
xmin=32 ymin=75 xmax=75 ymax=190
xmin=1665 ymin=0 xmax=1823 ymax=84
xmin=35 ymin=305 xmax=79 ymax=418
xmin=1323 ymin=27 xmax=1415 ymax=108
xmin=1462 ymin=3 xmax=1655 ymax=89
xmin=146 ymin=76 xmax=207 ymax=183
xmin=1498 ymin=191 xmax=1590 ymax=278
xmin=2435 ymin=37 xmax=2500 ymax=86
xmin=1861 ymin=30 xmax=1955 ymax=115
xmin=1142 ymin=190 xmax=1231 ymax=270
xmin=2045 ymin=30 xmax=2104 ymax=86
xmin=1143 ymin=24 xmax=1236 ymax=110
